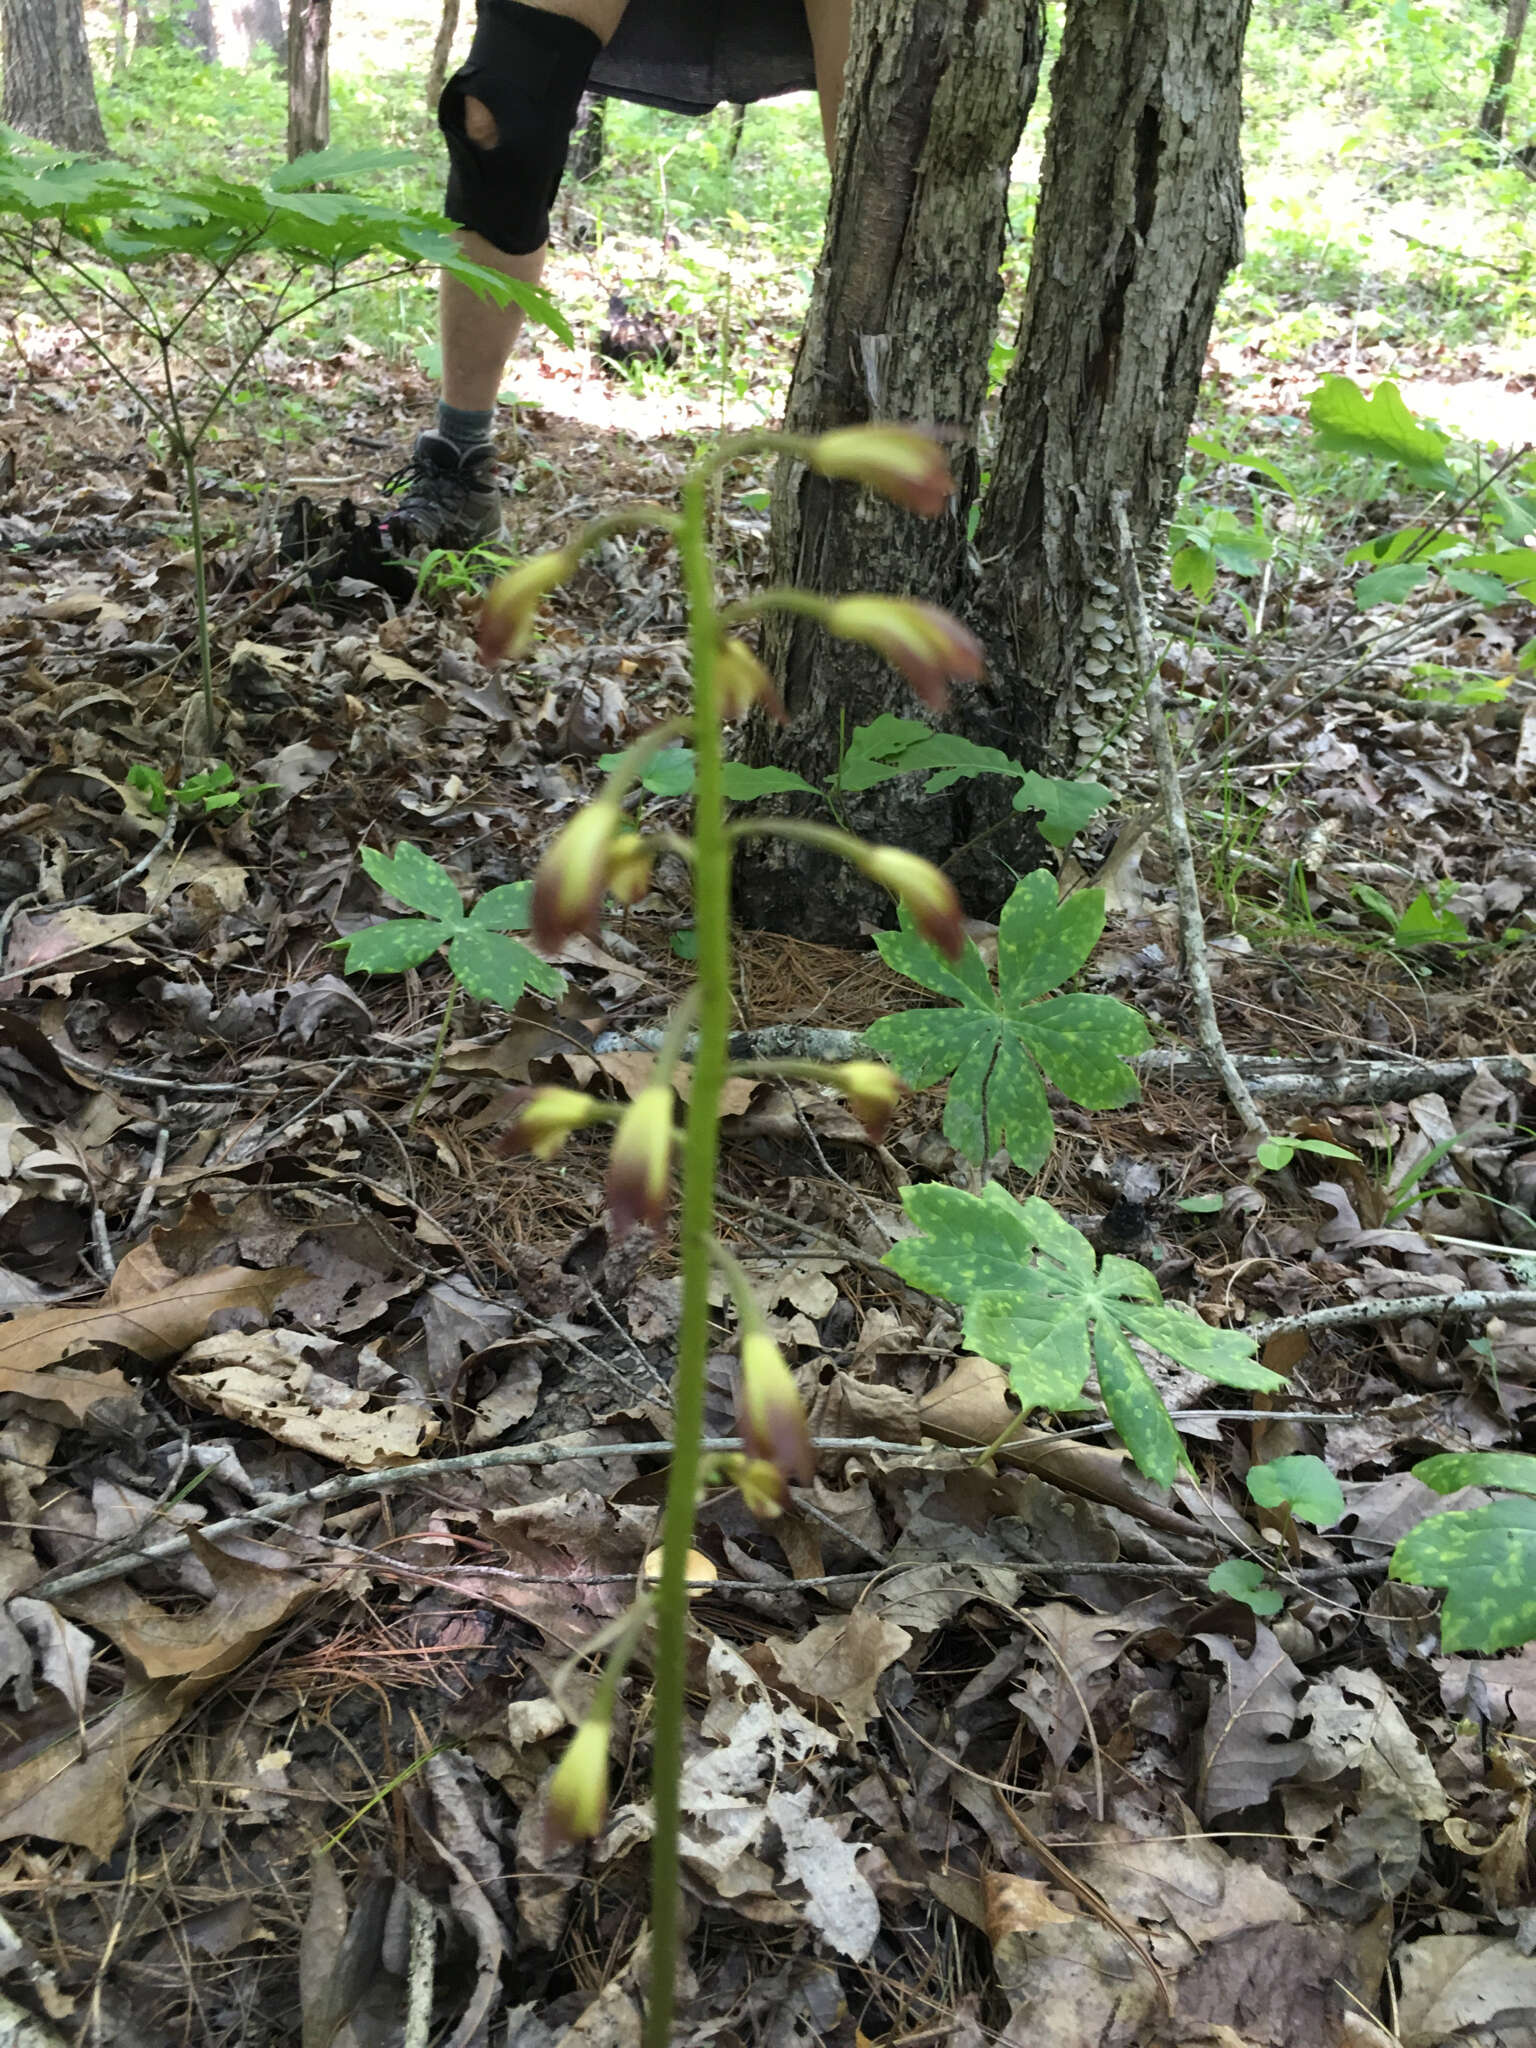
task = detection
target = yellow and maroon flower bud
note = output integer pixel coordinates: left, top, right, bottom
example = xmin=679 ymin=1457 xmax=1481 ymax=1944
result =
xmin=498 ymin=1086 xmax=608 ymax=1161
xmin=605 ymin=1084 xmax=675 ymax=1237
xmin=736 ymin=1331 xmax=814 ymax=1487
xmin=545 ymin=1713 xmax=611 ymax=1845
xmin=830 ymin=1061 xmax=904 ymax=1143
xmin=716 ymin=638 xmax=785 ymax=723
xmin=823 ymin=596 xmax=983 ymax=711
xmin=808 ymin=425 xmax=955 ymax=517
xmin=478 ymin=547 xmax=578 ymax=665
xmin=853 ymin=844 xmax=965 ymax=960
xmin=605 ymin=828 xmax=654 ymax=908
xmin=531 ymin=799 xmax=622 ymax=950
xmin=734 ymin=1455 xmax=790 ymax=1520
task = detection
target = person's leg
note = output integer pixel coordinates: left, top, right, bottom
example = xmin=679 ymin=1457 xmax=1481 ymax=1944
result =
xmin=391 ymin=0 xmax=627 ymax=547
xmin=438 ymin=0 xmax=631 ymax=412
xmin=803 ymin=0 xmax=853 ymax=162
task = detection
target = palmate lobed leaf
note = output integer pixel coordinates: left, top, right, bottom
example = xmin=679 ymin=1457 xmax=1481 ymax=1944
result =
xmin=469 ymin=880 xmax=535 ymax=932
xmin=447 ymin=928 xmax=564 ymax=1007
xmin=336 ymin=919 xmax=451 ymax=974
xmin=869 ymin=875 xmax=1148 ymax=1169
xmin=1392 ymin=1498 xmax=1536 ymax=1652
xmin=361 ymin=842 xmax=464 ymax=923
xmin=883 ymin=1182 xmax=1281 ymax=1483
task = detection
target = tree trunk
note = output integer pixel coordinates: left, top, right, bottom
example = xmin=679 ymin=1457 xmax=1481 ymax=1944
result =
xmin=959 ymin=0 xmax=1249 ymax=906
xmin=1480 ymin=0 xmax=1528 ymax=137
xmin=1 ymin=0 xmax=108 ymax=150
xmin=570 ymin=91 xmax=607 ymax=182
xmin=425 ymin=0 xmax=459 ymax=109
xmin=286 ymin=0 xmax=331 ymax=159
xmin=184 ymin=0 xmax=285 ymax=62
xmin=732 ymin=0 xmax=1044 ymax=940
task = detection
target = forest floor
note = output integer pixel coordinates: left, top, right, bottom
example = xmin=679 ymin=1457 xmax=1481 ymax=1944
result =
xmin=3 ymin=31 xmax=1536 ymax=2048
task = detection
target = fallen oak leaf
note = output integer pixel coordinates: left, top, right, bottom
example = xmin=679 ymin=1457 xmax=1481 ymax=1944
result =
xmin=0 ymin=1242 xmax=303 ymax=1411
xmin=0 ymin=1677 xmax=184 ymax=1861
xmin=172 ymin=1331 xmax=438 ymax=1470
xmin=58 ymin=1534 xmax=316 ymax=1683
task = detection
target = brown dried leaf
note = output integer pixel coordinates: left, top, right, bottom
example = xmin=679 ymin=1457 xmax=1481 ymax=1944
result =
xmin=0 ymin=1679 xmax=182 ymax=1860
xmin=171 ymin=1331 xmax=437 ymax=1469
xmin=1395 ymin=1933 xmax=1536 ymax=2046
xmin=758 ymin=1610 xmax=912 ymax=1743
xmin=1198 ymin=1627 xmax=1310 ymax=1821
xmin=60 ymin=1535 xmax=315 ymax=1681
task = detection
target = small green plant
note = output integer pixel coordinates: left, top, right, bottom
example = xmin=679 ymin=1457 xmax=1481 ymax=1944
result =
xmin=1207 ymin=1559 xmax=1283 ymax=1615
xmin=884 ymin=1183 xmax=1286 ymax=1485
xmin=867 ymin=869 xmax=1150 ymax=1169
xmin=1352 ymin=880 xmax=1473 ymax=952
xmin=1392 ymin=1451 xmax=1536 ymax=1652
xmin=127 ymin=760 xmax=275 ymax=817
xmin=1206 ymin=1454 xmax=1345 ymax=1612
xmin=335 ymin=842 xmax=565 ymax=1118
xmin=0 ymin=136 xmax=568 ymax=737
xmin=1254 ymin=1132 xmax=1358 ymax=1174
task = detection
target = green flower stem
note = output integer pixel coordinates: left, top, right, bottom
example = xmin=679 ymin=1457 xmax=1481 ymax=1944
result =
xmin=645 ymin=466 xmax=729 ymax=2048
xmin=717 ymin=585 xmax=834 ymax=629
xmin=727 ymin=816 xmax=862 ymax=858
xmin=706 ymin=1241 xmax=768 ymax=1334
xmin=407 ymin=984 xmax=456 ymax=1128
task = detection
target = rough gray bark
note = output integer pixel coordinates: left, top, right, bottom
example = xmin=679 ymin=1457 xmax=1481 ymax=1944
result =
xmin=286 ymin=0 xmax=330 ymax=159
xmin=1 ymin=0 xmax=108 ymax=151
xmin=732 ymin=0 xmax=1043 ymax=939
xmin=739 ymin=0 xmax=1251 ymax=938
xmin=1480 ymin=0 xmax=1528 ymax=137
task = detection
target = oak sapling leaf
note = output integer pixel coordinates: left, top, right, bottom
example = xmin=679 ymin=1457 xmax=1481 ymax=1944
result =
xmin=337 ymin=844 xmax=563 ymax=1008
xmin=883 ymin=1182 xmax=1285 ymax=1484
xmin=1246 ymin=1454 xmax=1344 ymax=1530
xmin=867 ymin=872 xmax=1149 ymax=1169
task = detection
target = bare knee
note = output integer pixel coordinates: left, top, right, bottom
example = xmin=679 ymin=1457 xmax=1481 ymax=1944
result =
xmin=463 ymin=93 xmax=499 ymax=148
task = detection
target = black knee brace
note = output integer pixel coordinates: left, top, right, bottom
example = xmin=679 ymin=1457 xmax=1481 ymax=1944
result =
xmin=440 ymin=0 xmax=601 ymax=257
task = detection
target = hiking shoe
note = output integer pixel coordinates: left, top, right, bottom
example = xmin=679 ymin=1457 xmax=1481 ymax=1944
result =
xmin=382 ymin=431 xmax=503 ymax=552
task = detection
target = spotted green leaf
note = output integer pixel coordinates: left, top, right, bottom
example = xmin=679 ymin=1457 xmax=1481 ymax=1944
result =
xmin=337 ymin=918 xmax=452 ymax=974
xmin=360 ymin=842 xmax=465 ymax=923
xmin=1207 ymin=1559 xmax=1283 ymax=1616
xmin=1415 ymin=1451 xmax=1536 ymax=1498
xmin=447 ymin=928 xmax=564 ymax=1008
xmin=1247 ymin=1454 xmax=1345 ymax=1530
xmin=469 ymin=881 xmax=535 ymax=932
xmin=883 ymin=1182 xmax=1283 ymax=1485
xmin=1392 ymin=1499 xmax=1536 ymax=1652
xmin=868 ymin=871 xmax=1149 ymax=1168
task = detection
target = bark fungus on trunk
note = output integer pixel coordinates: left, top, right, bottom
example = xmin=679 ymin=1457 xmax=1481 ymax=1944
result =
xmin=286 ymin=0 xmax=331 ymax=159
xmin=1 ymin=0 xmax=108 ymax=152
xmin=962 ymin=0 xmax=1250 ymax=910
xmin=1480 ymin=0 xmax=1529 ymax=138
xmin=731 ymin=0 xmax=1043 ymax=941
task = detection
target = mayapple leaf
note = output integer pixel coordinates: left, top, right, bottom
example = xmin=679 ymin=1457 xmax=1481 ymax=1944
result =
xmin=883 ymin=1182 xmax=1281 ymax=1483
xmin=337 ymin=919 xmax=451 ymax=974
xmin=447 ymin=929 xmax=564 ymax=1008
xmin=1246 ymin=1454 xmax=1345 ymax=1530
xmin=1391 ymin=1499 xmax=1536 ymax=1653
xmin=360 ymin=842 xmax=465 ymax=923
xmin=869 ymin=873 xmax=1149 ymax=1168
xmin=1415 ymin=1450 xmax=1536 ymax=1497
xmin=1207 ymin=1560 xmax=1283 ymax=1616
xmin=468 ymin=881 xmax=536 ymax=932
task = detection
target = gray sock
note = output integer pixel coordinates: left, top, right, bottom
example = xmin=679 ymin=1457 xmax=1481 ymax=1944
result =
xmin=436 ymin=401 xmax=495 ymax=456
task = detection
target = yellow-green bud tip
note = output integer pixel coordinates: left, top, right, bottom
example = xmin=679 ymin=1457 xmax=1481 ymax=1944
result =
xmin=605 ymin=1084 xmax=676 ymax=1238
xmin=736 ymin=1330 xmax=814 ymax=1487
xmin=545 ymin=1715 xmax=611 ymax=1845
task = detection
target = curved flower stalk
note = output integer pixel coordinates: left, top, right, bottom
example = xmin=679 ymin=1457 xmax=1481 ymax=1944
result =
xmin=477 ymin=421 xmax=975 ymax=2048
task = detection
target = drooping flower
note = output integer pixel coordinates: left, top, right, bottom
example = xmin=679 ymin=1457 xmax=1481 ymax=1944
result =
xmin=828 ymin=1061 xmax=905 ymax=1143
xmin=498 ymin=1086 xmax=609 ymax=1161
xmin=605 ymin=1084 xmax=675 ymax=1237
xmin=715 ymin=637 xmax=785 ymax=723
xmin=545 ymin=1714 xmax=611 ymax=1844
xmin=736 ymin=1330 xmax=814 ymax=1488
xmin=807 ymin=425 xmax=955 ymax=517
xmin=733 ymin=1456 xmax=790 ymax=1520
xmin=530 ymin=800 xmax=622 ymax=949
xmin=478 ymin=547 xmax=579 ymax=665
xmin=605 ymin=828 xmax=655 ymax=908
xmin=852 ymin=844 xmax=966 ymax=960
xmin=823 ymin=595 xmax=984 ymax=710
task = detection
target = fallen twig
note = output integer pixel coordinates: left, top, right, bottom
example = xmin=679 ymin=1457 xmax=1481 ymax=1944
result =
xmin=1113 ymin=496 xmax=1268 ymax=1140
